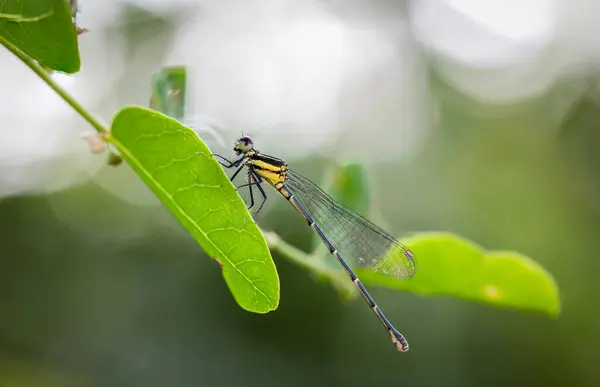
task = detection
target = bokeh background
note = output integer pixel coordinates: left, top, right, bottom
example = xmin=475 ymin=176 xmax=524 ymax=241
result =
xmin=1 ymin=0 xmax=599 ymax=386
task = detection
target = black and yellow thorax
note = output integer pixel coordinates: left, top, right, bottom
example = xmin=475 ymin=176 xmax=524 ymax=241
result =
xmin=245 ymin=150 xmax=288 ymax=189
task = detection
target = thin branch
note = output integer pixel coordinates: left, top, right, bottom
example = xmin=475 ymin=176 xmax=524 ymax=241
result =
xmin=263 ymin=231 xmax=357 ymax=298
xmin=0 ymin=35 xmax=108 ymax=134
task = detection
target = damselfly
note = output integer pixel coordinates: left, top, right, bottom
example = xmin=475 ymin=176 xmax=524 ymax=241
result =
xmin=215 ymin=136 xmax=416 ymax=352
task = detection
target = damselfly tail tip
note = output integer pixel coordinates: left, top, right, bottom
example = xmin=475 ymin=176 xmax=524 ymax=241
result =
xmin=389 ymin=328 xmax=409 ymax=353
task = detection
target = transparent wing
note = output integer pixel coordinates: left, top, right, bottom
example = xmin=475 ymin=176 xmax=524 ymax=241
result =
xmin=285 ymin=170 xmax=416 ymax=279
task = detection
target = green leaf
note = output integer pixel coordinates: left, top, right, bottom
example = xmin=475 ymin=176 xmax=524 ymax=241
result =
xmin=108 ymin=106 xmax=280 ymax=313
xmin=358 ymin=232 xmax=561 ymax=317
xmin=0 ymin=0 xmax=80 ymax=73
xmin=0 ymin=2 xmax=53 ymax=22
xmin=291 ymin=163 xmax=559 ymax=316
xmin=150 ymin=66 xmax=187 ymax=122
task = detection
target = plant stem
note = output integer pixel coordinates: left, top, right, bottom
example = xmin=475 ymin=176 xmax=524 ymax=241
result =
xmin=262 ymin=231 xmax=357 ymax=298
xmin=0 ymin=36 xmax=107 ymax=134
xmin=263 ymin=231 xmax=326 ymax=271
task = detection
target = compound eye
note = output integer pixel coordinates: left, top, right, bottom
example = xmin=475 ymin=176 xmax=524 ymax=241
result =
xmin=236 ymin=136 xmax=254 ymax=153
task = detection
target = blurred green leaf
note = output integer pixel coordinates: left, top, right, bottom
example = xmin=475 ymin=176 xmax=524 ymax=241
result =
xmin=0 ymin=0 xmax=80 ymax=73
xmin=310 ymin=163 xmax=371 ymax=271
xmin=150 ymin=66 xmax=187 ymax=121
xmin=108 ymin=106 xmax=279 ymax=313
xmin=322 ymin=163 xmax=370 ymax=217
xmin=298 ymin=163 xmax=560 ymax=317
xmin=358 ymin=232 xmax=561 ymax=316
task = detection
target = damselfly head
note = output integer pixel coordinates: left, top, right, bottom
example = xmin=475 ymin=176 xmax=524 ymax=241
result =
xmin=234 ymin=135 xmax=254 ymax=155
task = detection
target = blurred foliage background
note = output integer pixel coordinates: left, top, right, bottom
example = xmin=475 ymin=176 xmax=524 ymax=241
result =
xmin=1 ymin=0 xmax=600 ymax=386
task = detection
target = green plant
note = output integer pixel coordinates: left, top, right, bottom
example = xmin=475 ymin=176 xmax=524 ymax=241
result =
xmin=0 ymin=0 xmax=560 ymax=317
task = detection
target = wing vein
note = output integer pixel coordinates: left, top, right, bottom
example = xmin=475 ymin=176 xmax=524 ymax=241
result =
xmin=285 ymin=170 xmax=416 ymax=279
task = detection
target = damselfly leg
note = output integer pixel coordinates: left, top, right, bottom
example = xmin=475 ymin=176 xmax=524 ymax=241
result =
xmin=214 ymin=154 xmax=268 ymax=216
xmin=213 ymin=154 xmax=243 ymax=168
xmin=236 ymin=173 xmax=267 ymax=214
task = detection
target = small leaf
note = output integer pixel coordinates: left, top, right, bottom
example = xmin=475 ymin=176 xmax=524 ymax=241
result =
xmin=358 ymin=232 xmax=560 ymax=317
xmin=0 ymin=0 xmax=80 ymax=73
xmin=150 ymin=66 xmax=187 ymax=122
xmin=108 ymin=106 xmax=280 ymax=313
